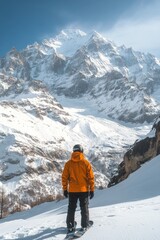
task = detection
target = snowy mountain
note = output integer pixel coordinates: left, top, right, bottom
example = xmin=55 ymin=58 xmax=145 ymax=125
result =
xmin=0 ymin=29 xmax=160 ymax=216
xmin=0 ymin=153 xmax=159 ymax=240
xmin=1 ymin=29 xmax=160 ymax=123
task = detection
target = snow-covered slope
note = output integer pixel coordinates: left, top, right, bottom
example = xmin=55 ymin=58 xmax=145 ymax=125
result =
xmin=0 ymin=86 xmax=150 ymax=214
xmin=0 ymin=153 xmax=159 ymax=240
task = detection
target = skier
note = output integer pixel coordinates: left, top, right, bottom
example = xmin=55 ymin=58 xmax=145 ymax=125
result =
xmin=62 ymin=144 xmax=94 ymax=234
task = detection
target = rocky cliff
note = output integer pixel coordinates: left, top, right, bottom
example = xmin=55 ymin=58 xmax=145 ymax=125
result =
xmin=109 ymin=117 xmax=160 ymax=186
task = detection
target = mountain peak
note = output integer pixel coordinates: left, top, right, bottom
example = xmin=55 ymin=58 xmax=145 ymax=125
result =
xmin=88 ymin=30 xmax=114 ymax=48
xmin=91 ymin=30 xmax=104 ymax=39
xmin=55 ymin=29 xmax=87 ymax=41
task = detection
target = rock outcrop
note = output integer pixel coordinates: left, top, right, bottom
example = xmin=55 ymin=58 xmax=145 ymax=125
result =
xmin=109 ymin=117 xmax=160 ymax=186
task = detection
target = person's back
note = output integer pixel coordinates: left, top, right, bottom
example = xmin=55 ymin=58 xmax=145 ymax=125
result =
xmin=62 ymin=144 xmax=94 ymax=233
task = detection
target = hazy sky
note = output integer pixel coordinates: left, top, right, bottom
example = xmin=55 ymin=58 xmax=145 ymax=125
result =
xmin=0 ymin=0 xmax=160 ymax=57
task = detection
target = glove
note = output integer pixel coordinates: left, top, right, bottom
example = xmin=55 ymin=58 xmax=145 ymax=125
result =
xmin=64 ymin=190 xmax=68 ymax=198
xmin=89 ymin=191 xmax=94 ymax=199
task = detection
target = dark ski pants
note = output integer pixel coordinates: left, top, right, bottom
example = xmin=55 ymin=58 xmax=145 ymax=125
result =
xmin=66 ymin=192 xmax=89 ymax=229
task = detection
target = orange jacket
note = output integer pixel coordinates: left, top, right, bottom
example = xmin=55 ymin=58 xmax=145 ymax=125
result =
xmin=62 ymin=152 xmax=94 ymax=192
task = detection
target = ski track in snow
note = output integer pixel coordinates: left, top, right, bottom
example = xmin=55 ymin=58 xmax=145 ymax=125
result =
xmin=0 ymin=197 xmax=160 ymax=240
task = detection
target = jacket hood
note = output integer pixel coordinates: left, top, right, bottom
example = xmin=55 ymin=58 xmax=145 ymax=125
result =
xmin=71 ymin=152 xmax=85 ymax=162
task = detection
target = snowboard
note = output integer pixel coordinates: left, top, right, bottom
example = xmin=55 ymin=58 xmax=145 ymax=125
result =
xmin=64 ymin=220 xmax=93 ymax=239
xmin=64 ymin=232 xmax=76 ymax=240
xmin=64 ymin=222 xmax=77 ymax=240
xmin=73 ymin=220 xmax=93 ymax=239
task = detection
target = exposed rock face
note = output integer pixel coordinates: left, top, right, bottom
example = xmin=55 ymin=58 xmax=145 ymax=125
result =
xmin=109 ymin=117 xmax=160 ymax=186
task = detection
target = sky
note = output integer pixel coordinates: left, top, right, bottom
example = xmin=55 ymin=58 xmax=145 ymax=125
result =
xmin=0 ymin=0 xmax=160 ymax=57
